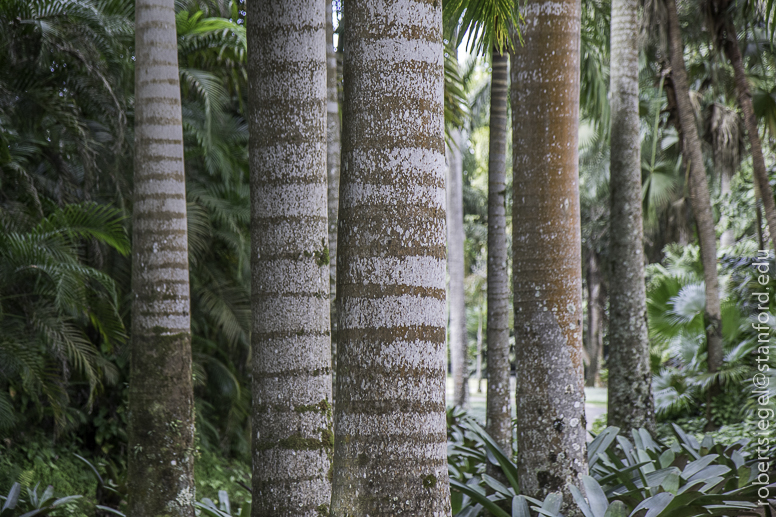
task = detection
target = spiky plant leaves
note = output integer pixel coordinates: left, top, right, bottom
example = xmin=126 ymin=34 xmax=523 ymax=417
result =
xmin=443 ymin=0 xmax=522 ymax=55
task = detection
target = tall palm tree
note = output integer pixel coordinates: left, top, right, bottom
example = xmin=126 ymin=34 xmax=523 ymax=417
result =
xmin=510 ymin=0 xmax=587 ymax=508
xmin=664 ymin=0 xmax=724 ymax=425
xmin=710 ymin=2 xmax=776 ymax=255
xmin=443 ymin=0 xmax=520 ymax=453
xmin=330 ymin=0 xmax=452 ymax=514
xmin=247 ymin=0 xmax=333 ymax=514
xmin=127 ymin=0 xmax=197 ymax=513
xmin=447 ymin=127 xmax=470 ymax=409
xmin=606 ymin=0 xmax=656 ymax=434
xmin=707 ymin=103 xmax=742 ymax=248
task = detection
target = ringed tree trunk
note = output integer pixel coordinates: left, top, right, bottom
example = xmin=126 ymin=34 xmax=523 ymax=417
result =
xmin=485 ymin=47 xmax=512 ymax=454
xmin=606 ymin=0 xmax=656 ymax=435
xmin=327 ymin=0 xmax=341 ymax=369
xmin=247 ymin=1 xmax=333 ymax=514
xmin=510 ymin=0 xmax=587 ymax=509
xmin=665 ymin=0 xmax=724 ymax=419
xmin=721 ymin=20 xmax=776 ymax=255
xmin=330 ymin=0 xmax=452 ymax=514
xmin=585 ymin=250 xmax=604 ymax=388
xmin=448 ymin=128 xmax=469 ymax=409
xmin=127 ymin=0 xmax=196 ymax=514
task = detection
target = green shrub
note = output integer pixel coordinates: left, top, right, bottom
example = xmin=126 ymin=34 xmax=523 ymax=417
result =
xmin=194 ymin=447 xmax=251 ymax=512
xmin=0 ymin=440 xmax=97 ymax=517
xmin=447 ymin=411 xmax=766 ymax=517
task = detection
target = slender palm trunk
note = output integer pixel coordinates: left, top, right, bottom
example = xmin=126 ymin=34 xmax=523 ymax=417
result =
xmin=722 ymin=21 xmax=776 ymax=255
xmin=327 ymin=0 xmax=341 ymax=370
xmin=665 ymin=0 xmax=724 ymax=377
xmin=247 ymin=1 xmax=333 ymax=514
xmin=476 ymin=303 xmax=484 ymax=393
xmin=330 ymin=1 xmax=451 ymax=514
xmin=510 ymin=0 xmax=587 ymax=509
xmin=585 ymin=251 xmax=604 ymax=388
xmin=448 ymin=128 xmax=469 ymax=409
xmin=127 ymin=0 xmax=196 ymax=514
xmin=606 ymin=0 xmax=655 ymax=435
xmin=718 ymin=158 xmax=735 ymax=248
xmin=485 ymin=48 xmax=511 ymax=454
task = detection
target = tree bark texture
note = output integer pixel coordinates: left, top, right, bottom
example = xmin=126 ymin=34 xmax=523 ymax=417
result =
xmin=448 ymin=128 xmax=469 ymax=409
xmin=665 ymin=0 xmax=724 ymax=376
xmin=330 ymin=0 xmax=452 ymax=515
xmin=585 ymin=251 xmax=604 ymax=388
xmin=327 ymin=0 xmax=342 ymax=368
xmin=128 ymin=0 xmax=196 ymax=514
xmin=606 ymin=0 xmax=656 ymax=435
xmin=485 ymin=48 xmax=512 ymax=454
xmin=247 ymin=2 xmax=333 ymax=515
xmin=721 ymin=20 xmax=776 ymax=255
xmin=510 ymin=0 xmax=588 ymax=510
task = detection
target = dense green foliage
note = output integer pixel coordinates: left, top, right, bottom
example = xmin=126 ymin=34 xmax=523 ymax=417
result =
xmin=447 ymin=413 xmax=767 ymax=516
xmin=0 ymin=0 xmax=252 ymax=494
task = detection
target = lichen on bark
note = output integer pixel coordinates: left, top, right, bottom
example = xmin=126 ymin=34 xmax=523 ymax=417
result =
xmin=510 ymin=0 xmax=588 ymax=511
xmin=330 ymin=1 xmax=452 ymax=515
xmin=247 ymin=0 xmax=333 ymax=514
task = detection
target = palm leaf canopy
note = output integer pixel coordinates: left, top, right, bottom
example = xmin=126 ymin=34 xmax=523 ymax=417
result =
xmin=444 ymin=0 xmax=522 ymax=56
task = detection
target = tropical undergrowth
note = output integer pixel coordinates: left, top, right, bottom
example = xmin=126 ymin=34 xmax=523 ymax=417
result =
xmin=447 ymin=408 xmax=771 ymax=517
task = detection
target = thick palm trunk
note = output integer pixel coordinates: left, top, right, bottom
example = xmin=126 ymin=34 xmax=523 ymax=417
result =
xmin=585 ymin=251 xmax=604 ymax=388
xmin=330 ymin=1 xmax=451 ymax=514
xmin=448 ymin=128 xmax=469 ymax=409
xmin=606 ymin=0 xmax=655 ymax=435
xmin=327 ymin=0 xmax=341 ymax=368
xmin=722 ymin=21 xmax=776 ymax=255
xmin=247 ymin=2 xmax=333 ymax=514
xmin=127 ymin=0 xmax=196 ymax=514
xmin=510 ymin=0 xmax=587 ymax=509
xmin=485 ymin=48 xmax=511 ymax=454
xmin=665 ymin=0 xmax=724 ymax=400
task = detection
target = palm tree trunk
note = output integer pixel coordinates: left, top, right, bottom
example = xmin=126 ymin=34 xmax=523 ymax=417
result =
xmin=476 ymin=303 xmax=484 ymax=393
xmin=127 ymin=0 xmax=196 ymax=514
xmin=665 ymin=0 xmax=724 ymax=412
xmin=722 ymin=20 xmax=776 ymax=255
xmin=510 ymin=0 xmax=587 ymax=509
xmin=330 ymin=1 xmax=451 ymax=514
xmin=485 ymin=47 xmax=511 ymax=454
xmin=448 ymin=128 xmax=469 ymax=409
xmin=585 ymin=251 xmax=604 ymax=388
xmin=247 ymin=1 xmax=333 ymax=514
xmin=606 ymin=0 xmax=655 ymax=435
xmin=327 ymin=0 xmax=341 ymax=373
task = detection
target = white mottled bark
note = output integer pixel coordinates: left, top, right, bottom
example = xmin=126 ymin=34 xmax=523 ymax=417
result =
xmin=128 ymin=0 xmax=196 ymax=515
xmin=331 ymin=0 xmax=452 ymax=514
xmin=247 ymin=2 xmax=333 ymax=515
xmin=448 ymin=128 xmax=468 ymax=409
xmin=510 ymin=0 xmax=587 ymax=511
xmin=607 ymin=0 xmax=655 ymax=435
